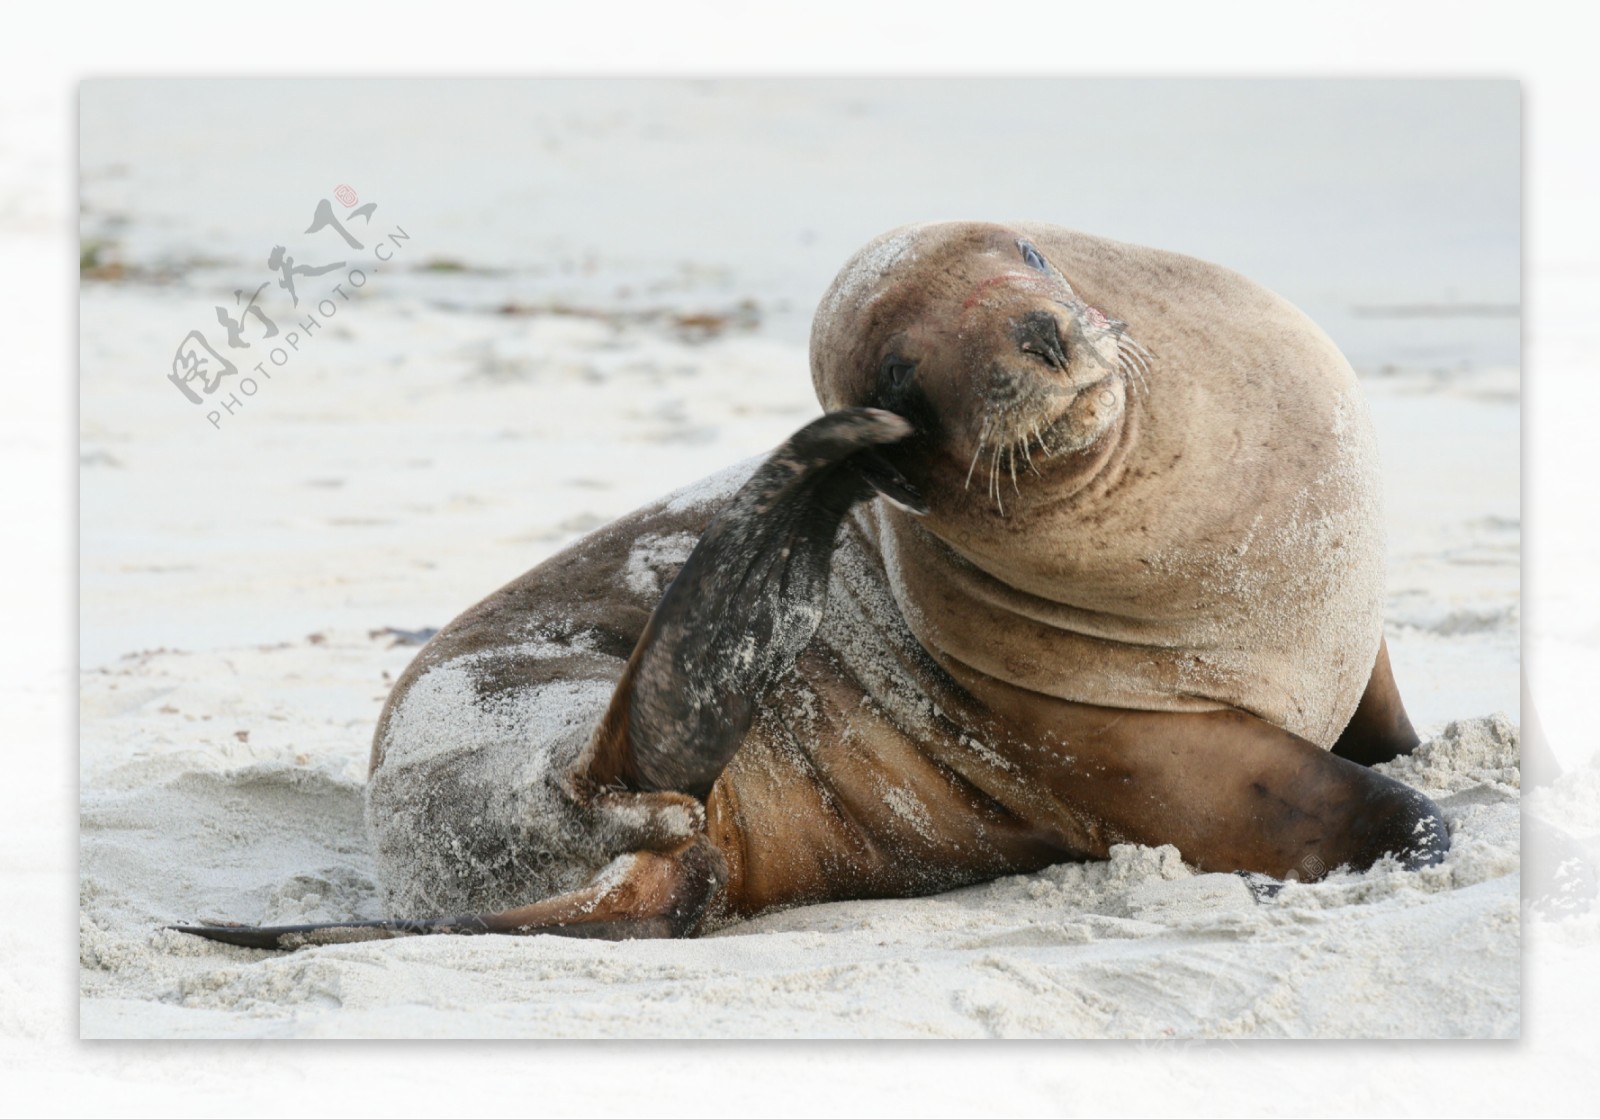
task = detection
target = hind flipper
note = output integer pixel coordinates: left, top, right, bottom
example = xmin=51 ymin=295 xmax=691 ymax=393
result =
xmin=577 ymin=407 xmax=917 ymax=798
xmin=169 ymin=914 xmax=469 ymax=950
xmin=171 ymin=835 xmax=727 ymax=951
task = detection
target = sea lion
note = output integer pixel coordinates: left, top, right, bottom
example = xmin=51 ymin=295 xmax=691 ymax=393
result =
xmin=175 ymin=221 xmax=1446 ymax=950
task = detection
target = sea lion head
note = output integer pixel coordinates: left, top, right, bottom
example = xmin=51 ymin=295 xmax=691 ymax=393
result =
xmin=819 ymin=220 xmax=1145 ymax=521
xmin=811 ymin=222 xmax=1150 ymax=521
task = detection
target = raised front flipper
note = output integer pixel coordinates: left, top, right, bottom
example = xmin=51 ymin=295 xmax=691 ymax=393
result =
xmin=576 ymin=407 xmax=920 ymax=799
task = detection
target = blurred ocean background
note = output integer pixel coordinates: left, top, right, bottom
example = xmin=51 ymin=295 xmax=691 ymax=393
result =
xmin=80 ymin=79 xmax=1518 ymax=368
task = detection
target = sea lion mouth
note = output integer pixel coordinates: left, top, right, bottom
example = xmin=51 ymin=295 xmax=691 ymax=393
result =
xmin=1036 ymin=370 xmax=1119 ymax=438
xmin=960 ymin=387 xmax=1099 ymax=515
xmin=960 ymin=327 xmax=1153 ymax=516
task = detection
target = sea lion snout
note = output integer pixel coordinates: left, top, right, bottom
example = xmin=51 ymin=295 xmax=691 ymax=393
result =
xmin=1011 ymin=309 xmax=1069 ymax=370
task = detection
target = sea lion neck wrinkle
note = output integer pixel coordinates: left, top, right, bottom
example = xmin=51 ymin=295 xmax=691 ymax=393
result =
xmin=922 ymin=374 xmax=1139 ymax=569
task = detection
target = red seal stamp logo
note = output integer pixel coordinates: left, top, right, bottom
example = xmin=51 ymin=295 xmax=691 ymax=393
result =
xmin=334 ymin=184 xmax=359 ymax=208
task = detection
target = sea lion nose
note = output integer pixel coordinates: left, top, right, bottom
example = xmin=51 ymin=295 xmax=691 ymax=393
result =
xmin=1012 ymin=310 xmax=1067 ymax=370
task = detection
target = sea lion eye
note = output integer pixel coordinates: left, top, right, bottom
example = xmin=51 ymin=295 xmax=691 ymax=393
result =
xmin=880 ymin=354 xmax=917 ymax=389
xmin=1017 ymin=240 xmax=1049 ymax=273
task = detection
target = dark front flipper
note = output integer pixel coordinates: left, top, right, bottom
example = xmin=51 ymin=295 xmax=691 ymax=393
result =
xmin=952 ymin=667 xmax=1451 ymax=882
xmin=1332 ymin=637 xmax=1422 ymax=767
xmin=578 ymin=408 xmax=918 ymax=798
xmin=1054 ymin=704 xmax=1450 ymax=879
xmin=172 ymin=836 xmax=727 ymax=950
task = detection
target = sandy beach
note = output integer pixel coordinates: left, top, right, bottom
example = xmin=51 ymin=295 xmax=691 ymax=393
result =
xmin=76 ymin=294 xmax=1524 ymax=1039
xmin=66 ymin=79 xmax=1548 ymax=1042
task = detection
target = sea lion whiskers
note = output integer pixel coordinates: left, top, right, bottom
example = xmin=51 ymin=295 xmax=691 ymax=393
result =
xmin=1111 ymin=325 xmax=1152 ymax=399
xmin=964 ymin=420 xmax=991 ymax=490
xmin=981 ymin=409 xmax=1052 ymax=513
xmin=1033 ymin=421 xmax=1056 ymax=459
xmin=1122 ymin=343 xmax=1152 ymax=380
xmin=1120 ymin=337 xmax=1156 ymax=376
xmin=1110 ymin=318 xmax=1153 ymax=360
xmin=989 ymin=441 xmax=1006 ymax=515
xmin=1123 ymin=333 xmax=1155 ymax=363
xmin=1019 ymin=428 xmax=1041 ymax=476
xmin=1118 ymin=354 xmax=1148 ymax=400
xmin=968 ymin=398 xmax=1066 ymax=513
